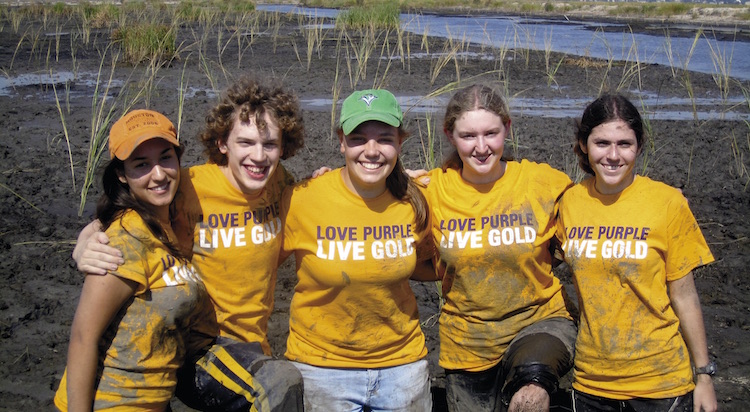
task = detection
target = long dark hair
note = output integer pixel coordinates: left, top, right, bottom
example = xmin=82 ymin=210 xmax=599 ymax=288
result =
xmin=96 ymin=145 xmax=187 ymax=261
xmin=386 ymin=149 xmax=430 ymax=234
xmin=575 ymin=94 xmax=644 ymax=175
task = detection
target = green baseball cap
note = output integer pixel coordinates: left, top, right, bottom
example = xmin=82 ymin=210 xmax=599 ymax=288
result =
xmin=340 ymin=89 xmax=402 ymax=135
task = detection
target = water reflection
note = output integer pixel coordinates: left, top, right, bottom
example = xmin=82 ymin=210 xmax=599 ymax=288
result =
xmin=258 ymin=4 xmax=750 ymax=81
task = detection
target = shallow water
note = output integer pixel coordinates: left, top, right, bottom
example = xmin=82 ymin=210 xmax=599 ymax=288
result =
xmin=2 ymin=70 xmax=746 ymax=121
xmin=258 ymin=4 xmax=750 ymax=81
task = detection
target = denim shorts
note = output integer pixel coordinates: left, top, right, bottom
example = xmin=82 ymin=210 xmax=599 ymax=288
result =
xmin=292 ymin=359 xmax=432 ymax=412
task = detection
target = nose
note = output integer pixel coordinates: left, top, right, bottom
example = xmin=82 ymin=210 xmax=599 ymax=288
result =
xmin=364 ymin=138 xmax=379 ymax=157
xmin=250 ymin=143 xmax=266 ymax=161
xmin=476 ymin=136 xmax=488 ymax=152
xmin=606 ymin=144 xmax=619 ymax=160
xmin=152 ymin=164 xmax=166 ymax=179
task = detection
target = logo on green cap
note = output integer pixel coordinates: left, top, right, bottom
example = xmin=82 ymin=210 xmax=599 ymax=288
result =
xmin=360 ymin=94 xmax=377 ymax=106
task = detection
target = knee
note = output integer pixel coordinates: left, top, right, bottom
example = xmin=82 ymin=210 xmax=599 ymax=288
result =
xmin=258 ymin=358 xmax=304 ymax=388
xmin=502 ymin=334 xmax=572 ymax=400
xmin=509 ymin=383 xmax=550 ymax=412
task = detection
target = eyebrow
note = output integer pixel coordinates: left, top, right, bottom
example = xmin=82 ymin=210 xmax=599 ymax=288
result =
xmin=130 ymin=147 xmax=172 ymax=161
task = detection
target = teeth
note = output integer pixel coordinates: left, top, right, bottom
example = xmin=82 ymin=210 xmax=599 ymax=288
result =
xmin=361 ymin=162 xmax=381 ymax=170
xmin=246 ymin=166 xmax=265 ymax=174
xmin=604 ymin=165 xmax=619 ymax=170
xmin=151 ymin=184 xmax=169 ymax=191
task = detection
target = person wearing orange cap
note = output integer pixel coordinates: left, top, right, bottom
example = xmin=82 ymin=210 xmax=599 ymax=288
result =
xmin=54 ymin=109 xmax=215 ymax=411
xmin=69 ymin=76 xmax=306 ymax=411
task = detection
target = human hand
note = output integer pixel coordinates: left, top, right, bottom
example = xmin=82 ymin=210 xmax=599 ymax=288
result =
xmin=406 ymin=168 xmax=430 ymax=185
xmin=508 ymin=383 xmax=549 ymax=412
xmin=311 ymin=166 xmax=332 ymax=178
xmin=693 ymin=375 xmax=717 ymax=412
xmin=72 ymin=221 xmax=123 ymax=275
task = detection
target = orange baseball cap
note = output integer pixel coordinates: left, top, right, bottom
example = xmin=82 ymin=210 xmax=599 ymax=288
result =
xmin=109 ymin=109 xmax=179 ymax=160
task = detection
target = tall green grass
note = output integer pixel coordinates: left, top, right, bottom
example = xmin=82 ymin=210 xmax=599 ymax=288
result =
xmin=336 ymin=1 xmax=399 ymax=30
xmin=112 ymin=23 xmax=177 ymax=65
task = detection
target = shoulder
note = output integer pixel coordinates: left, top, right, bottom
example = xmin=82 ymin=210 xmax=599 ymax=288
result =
xmin=633 ymin=176 xmax=689 ymax=209
xmin=104 ymin=210 xmax=152 ymax=245
xmin=518 ymin=160 xmax=570 ymax=180
xmin=517 ymin=160 xmax=572 ymax=193
xmin=287 ymin=168 xmax=341 ymax=201
xmin=186 ymin=163 xmax=215 ymax=179
xmin=560 ymin=176 xmax=594 ymax=202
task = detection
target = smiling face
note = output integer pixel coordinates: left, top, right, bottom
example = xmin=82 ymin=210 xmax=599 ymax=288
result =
xmin=582 ymin=119 xmax=640 ymax=195
xmin=447 ymin=108 xmax=509 ymax=185
xmin=119 ymin=138 xmax=180 ymax=222
xmin=339 ymin=120 xmax=402 ymax=198
xmin=219 ymin=112 xmax=283 ymax=197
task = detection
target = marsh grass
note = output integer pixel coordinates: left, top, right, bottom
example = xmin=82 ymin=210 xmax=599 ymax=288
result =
xmin=636 ymin=97 xmax=659 ymax=176
xmin=705 ymin=31 xmax=735 ymax=108
xmin=77 ymin=45 xmax=144 ymax=216
xmin=415 ymin=111 xmax=441 ymax=171
xmin=52 ymin=79 xmax=75 ymax=191
xmin=616 ymin=29 xmax=644 ymax=92
xmin=112 ymin=22 xmax=177 ymax=66
xmin=336 ymin=1 xmax=399 ymax=31
xmin=342 ymin=27 xmax=381 ymax=87
xmin=429 ymin=32 xmax=463 ymax=86
xmin=0 ymin=182 xmax=45 ymax=214
xmin=728 ymin=125 xmax=750 ymax=190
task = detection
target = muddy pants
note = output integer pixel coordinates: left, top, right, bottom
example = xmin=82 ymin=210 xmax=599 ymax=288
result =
xmin=445 ymin=317 xmax=576 ymax=412
xmin=176 ymin=336 xmax=304 ymax=412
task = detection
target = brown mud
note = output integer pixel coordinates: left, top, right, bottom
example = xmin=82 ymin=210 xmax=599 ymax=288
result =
xmin=0 ymin=8 xmax=749 ymax=411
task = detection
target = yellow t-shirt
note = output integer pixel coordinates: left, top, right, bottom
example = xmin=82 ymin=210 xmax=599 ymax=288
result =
xmin=282 ymin=169 xmax=427 ymax=369
xmin=422 ymin=160 xmax=573 ymax=372
xmin=177 ymin=163 xmax=294 ymax=354
xmin=557 ymin=176 xmax=714 ymax=399
xmin=55 ymin=210 xmax=211 ymax=411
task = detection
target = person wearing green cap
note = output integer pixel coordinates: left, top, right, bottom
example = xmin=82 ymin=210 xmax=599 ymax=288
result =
xmin=278 ymin=88 xmax=434 ymax=411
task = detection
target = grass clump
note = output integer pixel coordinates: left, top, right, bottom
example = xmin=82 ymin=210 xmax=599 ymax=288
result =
xmin=336 ymin=1 xmax=400 ymax=30
xmin=112 ymin=23 xmax=177 ymax=65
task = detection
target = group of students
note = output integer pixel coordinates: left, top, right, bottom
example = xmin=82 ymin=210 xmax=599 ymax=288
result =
xmin=54 ymin=75 xmax=717 ymax=412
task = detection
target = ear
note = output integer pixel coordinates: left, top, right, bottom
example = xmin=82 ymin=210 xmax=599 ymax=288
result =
xmin=444 ymin=128 xmax=456 ymax=146
xmin=338 ymin=130 xmax=346 ymax=154
xmin=218 ymin=140 xmax=228 ymax=155
xmin=579 ymin=140 xmax=588 ymax=154
xmin=502 ymin=120 xmax=512 ymax=139
xmin=117 ymin=170 xmax=128 ymax=185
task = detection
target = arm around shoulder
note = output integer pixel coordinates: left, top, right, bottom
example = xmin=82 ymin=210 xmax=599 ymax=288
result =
xmin=72 ymin=220 xmax=124 ymax=275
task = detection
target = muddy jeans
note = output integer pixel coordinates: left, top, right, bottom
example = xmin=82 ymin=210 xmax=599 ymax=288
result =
xmin=445 ymin=317 xmax=577 ymax=412
xmin=175 ymin=336 xmax=304 ymax=412
xmin=572 ymin=389 xmax=693 ymax=412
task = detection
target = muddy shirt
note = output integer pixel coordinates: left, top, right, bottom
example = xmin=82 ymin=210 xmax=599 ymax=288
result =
xmin=557 ymin=175 xmax=714 ymax=399
xmin=281 ymin=169 xmax=427 ymax=368
xmin=176 ymin=163 xmax=294 ymax=354
xmin=423 ymin=161 xmax=573 ymax=372
xmin=55 ymin=210 xmax=211 ymax=411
